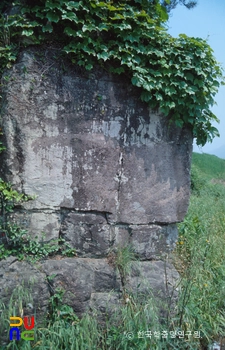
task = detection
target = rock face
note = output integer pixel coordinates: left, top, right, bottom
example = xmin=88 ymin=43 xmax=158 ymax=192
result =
xmin=0 ymin=48 xmax=192 ymax=322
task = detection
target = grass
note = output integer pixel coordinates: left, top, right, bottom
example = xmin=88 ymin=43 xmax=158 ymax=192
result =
xmin=1 ymin=152 xmax=225 ymax=349
xmin=0 ymin=291 xmax=199 ymax=350
xmin=192 ymin=152 xmax=225 ymax=181
xmin=174 ymin=152 xmax=225 ymax=348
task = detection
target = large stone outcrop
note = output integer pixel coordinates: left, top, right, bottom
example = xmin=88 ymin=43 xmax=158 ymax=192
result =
xmin=0 ymin=48 xmax=192 ymax=323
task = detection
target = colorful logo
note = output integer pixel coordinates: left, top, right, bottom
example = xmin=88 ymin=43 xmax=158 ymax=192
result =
xmin=9 ymin=316 xmax=35 ymax=341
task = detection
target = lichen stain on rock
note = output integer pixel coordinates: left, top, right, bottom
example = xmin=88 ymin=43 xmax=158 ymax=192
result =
xmin=43 ymin=102 xmax=59 ymax=120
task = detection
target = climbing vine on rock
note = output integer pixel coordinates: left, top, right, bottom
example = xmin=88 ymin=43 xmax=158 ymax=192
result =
xmin=0 ymin=131 xmax=76 ymax=260
xmin=0 ymin=0 xmax=224 ymax=146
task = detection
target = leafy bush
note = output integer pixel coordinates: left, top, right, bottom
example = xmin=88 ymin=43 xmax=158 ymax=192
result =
xmin=0 ymin=0 xmax=224 ymax=146
xmin=0 ymin=224 xmax=76 ymax=261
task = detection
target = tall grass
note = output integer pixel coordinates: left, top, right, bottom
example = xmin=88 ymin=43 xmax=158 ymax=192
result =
xmin=174 ymin=153 xmax=225 ymax=348
xmin=1 ymin=292 xmax=200 ymax=349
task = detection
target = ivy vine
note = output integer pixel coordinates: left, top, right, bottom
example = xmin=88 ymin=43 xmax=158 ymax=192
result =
xmin=0 ymin=0 xmax=224 ymax=146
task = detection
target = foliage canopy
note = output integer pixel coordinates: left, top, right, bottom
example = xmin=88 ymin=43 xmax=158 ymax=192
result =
xmin=0 ymin=0 xmax=224 ymax=146
xmin=161 ymin=0 xmax=198 ymax=12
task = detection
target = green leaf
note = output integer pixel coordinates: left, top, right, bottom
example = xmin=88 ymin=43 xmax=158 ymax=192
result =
xmin=166 ymin=101 xmax=176 ymax=109
xmin=97 ymin=52 xmax=109 ymax=61
xmin=64 ymin=27 xmax=77 ymax=36
xmin=155 ymin=92 xmax=163 ymax=101
xmin=82 ymin=24 xmax=96 ymax=32
xmin=185 ymin=72 xmax=194 ymax=81
xmin=62 ymin=12 xmax=78 ymax=22
xmin=140 ymin=91 xmax=151 ymax=103
xmin=98 ymin=23 xmax=108 ymax=31
xmin=22 ymin=29 xmax=34 ymax=36
xmin=131 ymin=76 xmax=139 ymax=86
xmin=65 ymin=1 xmax=80 ymax=10
xmin=42 ymin=23 xmax=53 ymax=33
xmin=160 ymin=105 xmax=170 ymax=116
xmin=107 ymin=4 xmax=120 ymax=11
xmin=109 ymin=66 xmax=125 ymax=74
xmin=175 ymin=119 xmax=184 ymax=128
xmin=45 ymin=0 xmax=58 ymax=10
xmin=46 ymin=12 xmax=60 ymax=23
xmin=155 ymin=4 xmax=168 ymax=22
xmin=85 ymin=63 xmax=93 ymax=70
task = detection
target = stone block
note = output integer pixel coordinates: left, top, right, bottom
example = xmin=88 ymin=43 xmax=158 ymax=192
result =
xmin=60 ymin=212 xmax=112 ymax=257
xmin=10 ymin=210 xmax=60 ymax=241
xmin=130 ymin=224 xmax=178 ymax=260
xmin=0 ymin=256 xmax=49 ymax=325
xmin=42 ymin=258 xmax=121 ymax=317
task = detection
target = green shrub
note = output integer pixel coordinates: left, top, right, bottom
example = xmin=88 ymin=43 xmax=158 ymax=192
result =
xmin=190 ymin=164 xmax=206 ymax=195
xmin=0 ymin=1 xmax=224 ymax=146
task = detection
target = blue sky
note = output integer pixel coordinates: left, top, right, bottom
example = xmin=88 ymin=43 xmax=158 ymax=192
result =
xmin=167 ymin=0 xmax=225 ymax=156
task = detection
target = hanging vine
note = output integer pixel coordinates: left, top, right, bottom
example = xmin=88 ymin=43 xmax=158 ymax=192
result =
xmin=0 ymin=0 xmax=224 ymax=146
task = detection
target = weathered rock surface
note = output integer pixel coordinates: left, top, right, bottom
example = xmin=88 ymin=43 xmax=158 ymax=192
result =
xmin=0 ymin=47 xmax=192 ymax=323
xmin=0 ymin=256 xmax=179 ymax=326
xmin=42 ymin=257 xmax=121 ymax=317
xmin=1 ymin=48 xmax=192 ymax=240
xmin=0 ymin=256 xmax=49 ymax=322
